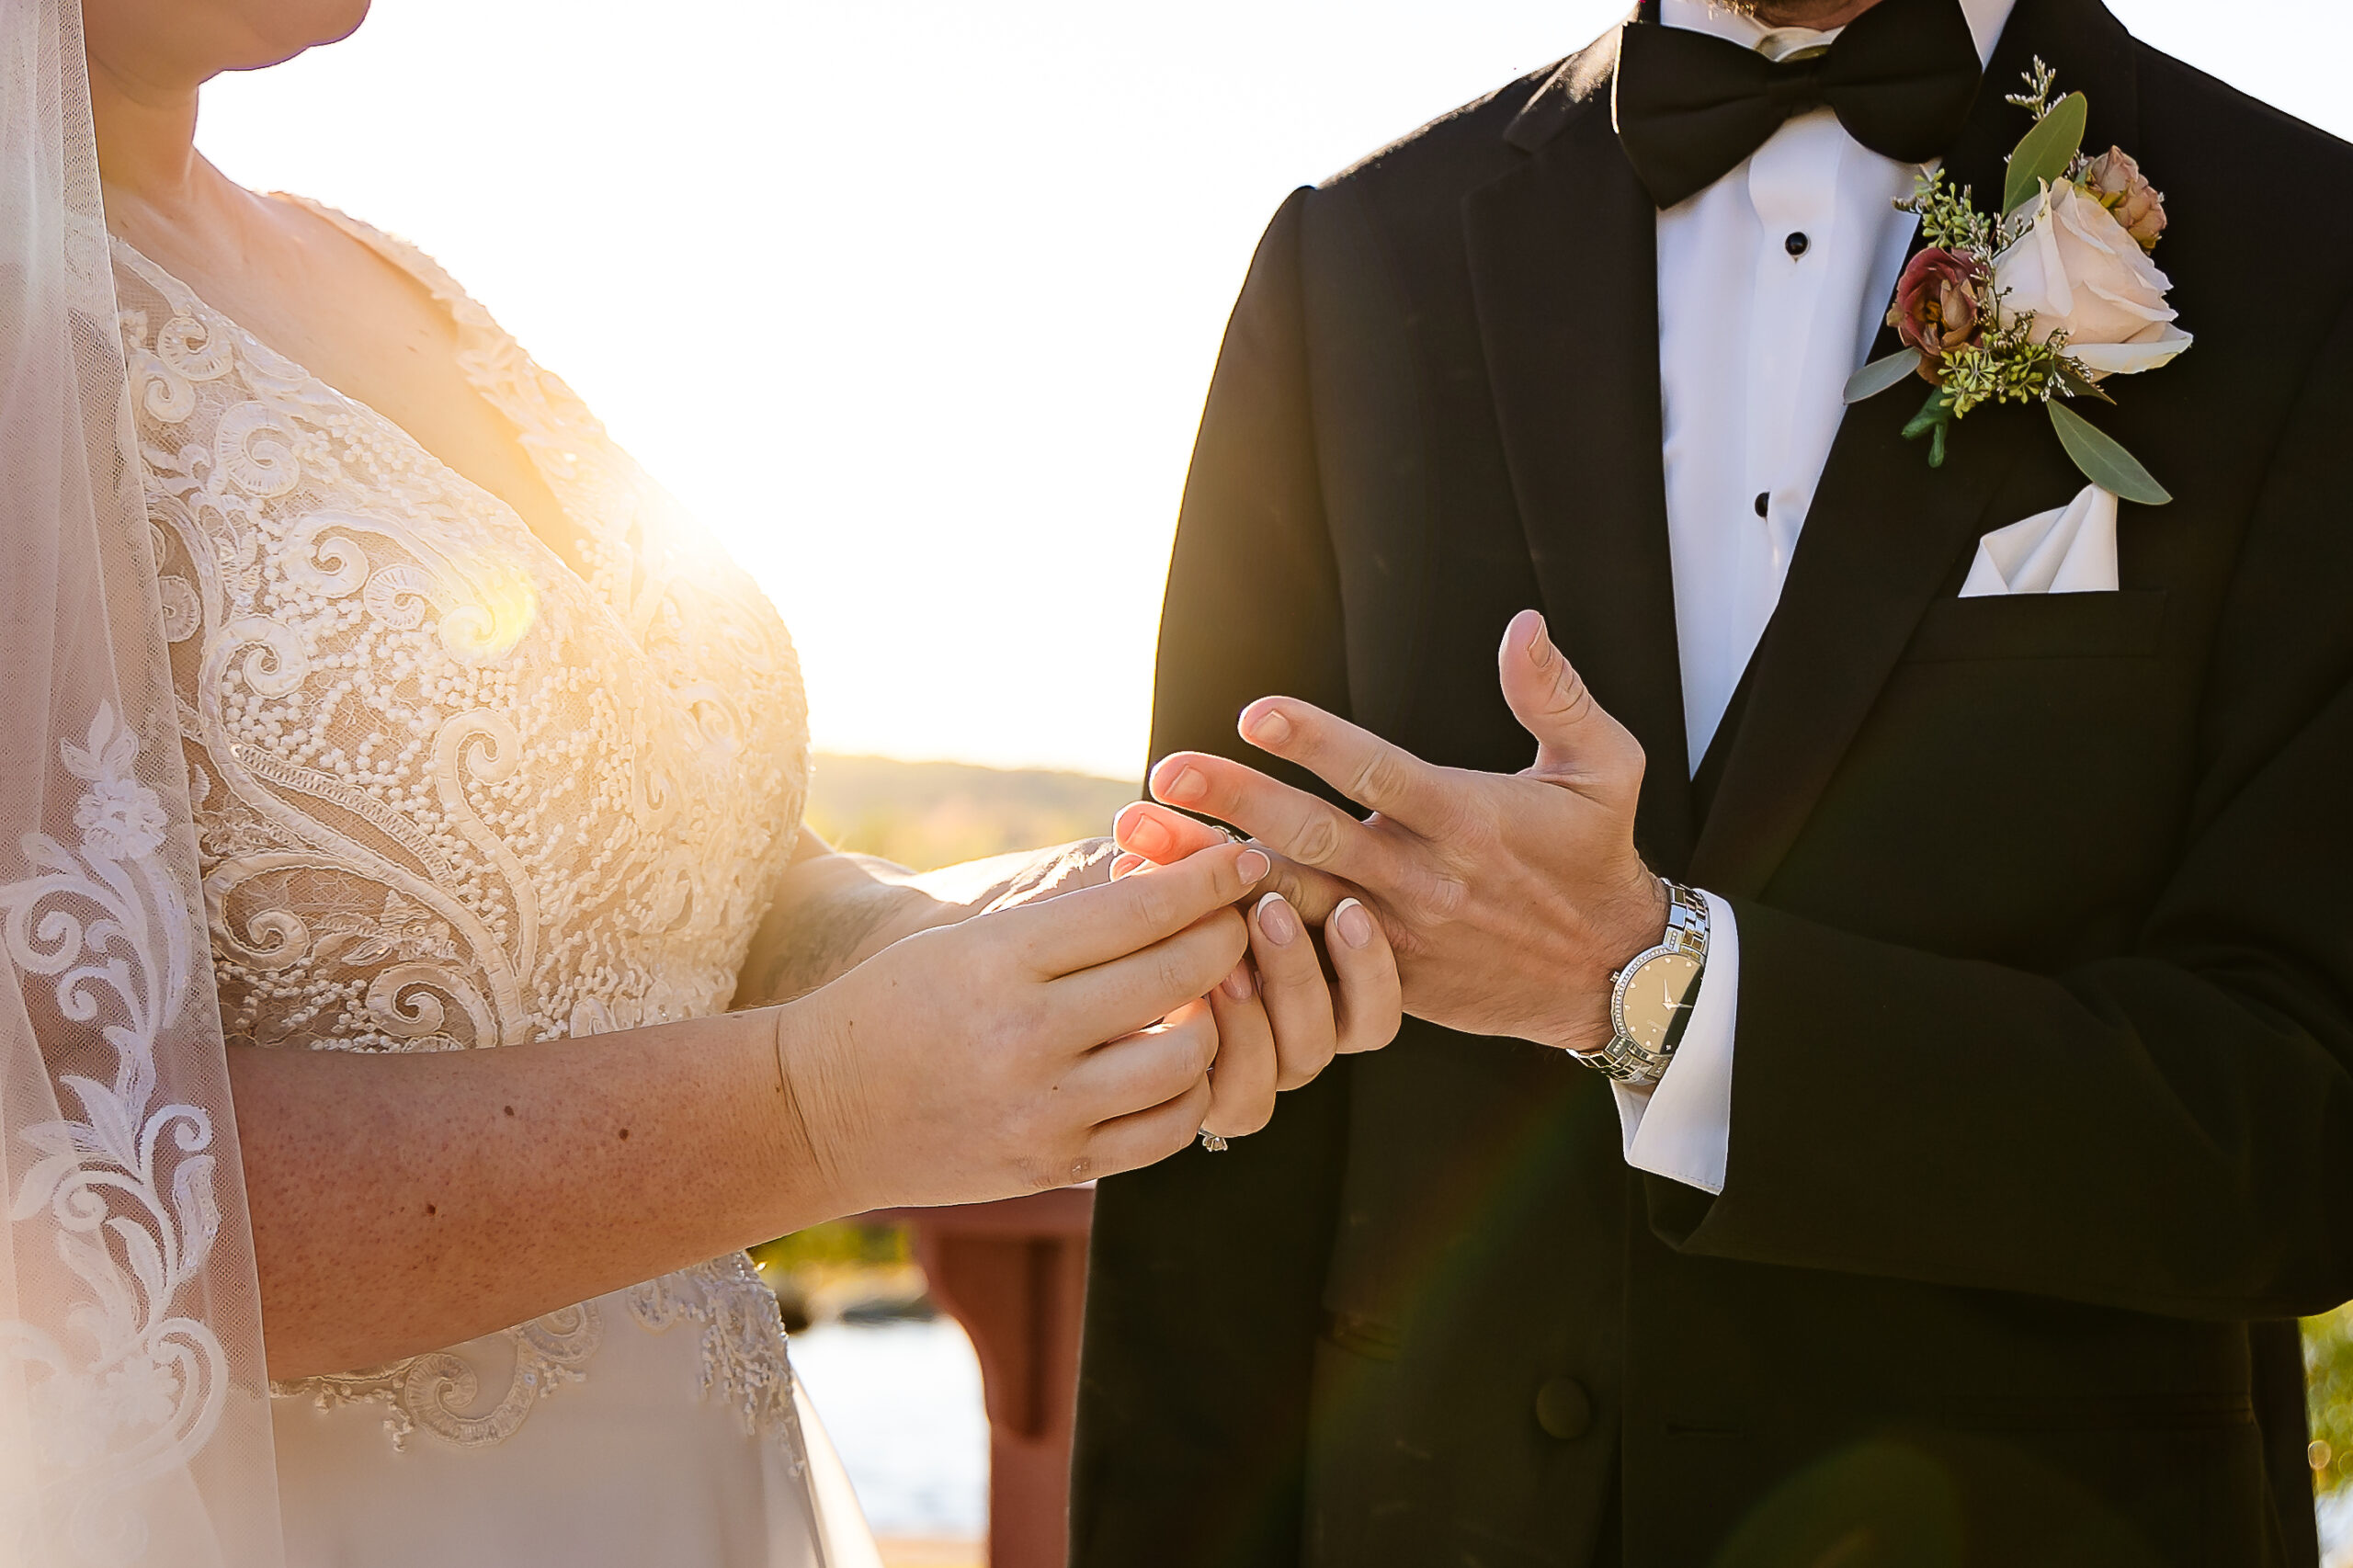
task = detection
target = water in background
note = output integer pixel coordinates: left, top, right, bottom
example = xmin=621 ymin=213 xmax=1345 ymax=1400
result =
xmin=793 ymin=1318 xmax=990 ymax=1540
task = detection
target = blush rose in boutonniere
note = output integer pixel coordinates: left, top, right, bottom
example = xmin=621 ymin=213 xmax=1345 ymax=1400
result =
xmin=1994 ymin=176 xmax=2189 ymax=376
xmin=1842 ymin=60 xmax=2189 ymax=504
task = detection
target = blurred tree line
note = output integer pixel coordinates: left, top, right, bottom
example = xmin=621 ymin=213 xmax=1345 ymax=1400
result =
xmin=801 ymin=752 xmax=1138 ymax=872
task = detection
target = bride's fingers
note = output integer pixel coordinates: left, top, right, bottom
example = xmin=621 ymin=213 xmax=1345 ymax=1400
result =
xmin=1251 ymin=892 xmax=1338 ymax=1092
xmin=1059 ymin=1000 xmax=1218 ymax=1126
xmin=1325 ymin=898 xmax=1403 ymax=1055
xmin=1199 ymin=964 xmax=1279 ymax=1139
xmin=1015 ymin=841 xmax=1267 ymax=977
xmin=1046 ymin=909 xmax=1247 ymax=1044
xmin=1083 ymin=1069 xmax=1219 ymax=1178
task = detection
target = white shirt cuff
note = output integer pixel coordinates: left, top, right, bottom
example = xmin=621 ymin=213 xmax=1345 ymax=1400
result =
xmin=1608 ymin=890 xmax=1737 ymax=1196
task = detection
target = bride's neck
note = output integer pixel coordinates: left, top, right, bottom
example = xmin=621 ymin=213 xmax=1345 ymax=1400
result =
xmin=87 ymin=50 xmax=247 ymax=252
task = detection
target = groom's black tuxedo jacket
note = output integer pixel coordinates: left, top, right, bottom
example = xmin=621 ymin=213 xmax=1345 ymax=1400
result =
xmin=1073 ymin=0 xmax=2353 ymax=1563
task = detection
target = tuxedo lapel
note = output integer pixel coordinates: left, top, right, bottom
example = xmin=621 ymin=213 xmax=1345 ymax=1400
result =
xmin=1686 ymin=0 xmax=2143 ymax=895
xmin=1465 ymin=57 xmax=1699 ymax=875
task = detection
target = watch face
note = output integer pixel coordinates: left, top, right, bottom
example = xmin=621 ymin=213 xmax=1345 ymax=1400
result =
xmin=1616 ymin=950 xmax=1703 ymax=1054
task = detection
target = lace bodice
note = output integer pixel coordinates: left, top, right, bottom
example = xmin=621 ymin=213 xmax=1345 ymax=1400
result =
xmin=116 ymin=201 xmax=810 ymax=1449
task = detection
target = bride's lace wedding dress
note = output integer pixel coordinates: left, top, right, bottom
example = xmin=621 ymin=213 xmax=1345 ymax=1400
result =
xmin=112 ymin=201 xmax=881 ymax=1568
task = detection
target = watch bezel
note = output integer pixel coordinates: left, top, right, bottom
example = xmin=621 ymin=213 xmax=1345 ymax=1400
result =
xmin=1608 ymin=944 xmax=1704 ymax=1058
xmin=1573 ymin=881 xmax=1710 ymax=1085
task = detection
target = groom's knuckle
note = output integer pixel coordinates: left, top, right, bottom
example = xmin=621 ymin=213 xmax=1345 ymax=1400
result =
xmin=1292 ymin=811 xmax=1343 ymax=867
xmin=1349 ymin=746 xmax=1410 ymax=806
xmin=1419 ymin=872 xmax=1470 ymax=922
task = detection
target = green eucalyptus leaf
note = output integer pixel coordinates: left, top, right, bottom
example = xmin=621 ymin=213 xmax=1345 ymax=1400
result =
xmin=2047 ymin=400 xmax=2170 ymax=505
xmin=1843 ymin=349 xmax=1927 ymax=404
xmin=2002 ymin=91 xmax=2088 ymax=216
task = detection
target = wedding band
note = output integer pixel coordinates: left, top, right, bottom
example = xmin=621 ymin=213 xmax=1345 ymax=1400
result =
xmin=1199 ymin=1130 xmax=1230 ymax=1153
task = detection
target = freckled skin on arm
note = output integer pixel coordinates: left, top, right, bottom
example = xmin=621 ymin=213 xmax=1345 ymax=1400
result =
xmin=230 ymin=1008 xmax=832 ymax=1380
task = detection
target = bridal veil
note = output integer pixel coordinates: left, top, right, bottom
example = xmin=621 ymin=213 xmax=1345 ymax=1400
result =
xmin=0 ymin=0 xmax=286 ymax=1561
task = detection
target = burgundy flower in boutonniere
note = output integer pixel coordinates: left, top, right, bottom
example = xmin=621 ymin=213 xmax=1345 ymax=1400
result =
xmin=1888 ymin=247 xmax=1984 ymax=375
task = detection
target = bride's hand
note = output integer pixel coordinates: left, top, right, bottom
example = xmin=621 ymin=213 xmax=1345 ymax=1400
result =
xmin=1110 ymin=801 xmax=1402 ymax=1142
xmin=778 ymin=841 xmax=1267 ymax=1210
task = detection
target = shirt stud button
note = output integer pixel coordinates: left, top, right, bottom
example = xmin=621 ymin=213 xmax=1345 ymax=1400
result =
xmin=1754 ymin=492 xmax=1769 ymax=518
xmin=1535 ymin=1375 xmax=1594 ymax=1440
xmin=1784 ymin=231 xmax=1810 ymax=257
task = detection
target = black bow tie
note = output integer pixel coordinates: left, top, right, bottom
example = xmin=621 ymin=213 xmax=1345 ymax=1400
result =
xmin=1613 ymin=0 xmax=1985 ymax=209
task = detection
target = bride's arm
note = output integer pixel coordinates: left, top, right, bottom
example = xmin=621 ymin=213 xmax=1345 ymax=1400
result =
xmin=735 ymin=827 xmax=1115 ymax=1006
xmin=232 ymin=845 xmax=1266 ymax=1381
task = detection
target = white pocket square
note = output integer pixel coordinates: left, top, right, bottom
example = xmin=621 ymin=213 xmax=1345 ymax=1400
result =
xmin=1959 ymin=483 xmax=2119 ymax=598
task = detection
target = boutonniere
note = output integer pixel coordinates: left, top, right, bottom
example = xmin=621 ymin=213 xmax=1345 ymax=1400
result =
xmin=1842 ymin=60 xmax=2190 ymax=504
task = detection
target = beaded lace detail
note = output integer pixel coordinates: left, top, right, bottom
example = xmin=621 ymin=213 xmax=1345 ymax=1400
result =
xmin=115 ymin=200 xmax=810 ymax=1449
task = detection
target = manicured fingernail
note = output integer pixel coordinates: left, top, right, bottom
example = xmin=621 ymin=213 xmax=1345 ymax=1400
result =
xmin=1160 ymin=766 xmax=1206 ymax=804
xmin=1127 ymin=814 xmax=1173 ymax=857
xmin=1245 ymin=708 xmax=1293 ymax=745
xmin=1222 ymin=962 xmax=1256 ymax=1001
xmin=1236 ymin=847 xmax=1270 ymax=883
xmin=1334 ymin=898 xmax=1374 ymax=950
xmin=1110 ymin=852 xmax=1144 ymax=880
xmin=1256 ymin=892 xmax=1299 ymax=945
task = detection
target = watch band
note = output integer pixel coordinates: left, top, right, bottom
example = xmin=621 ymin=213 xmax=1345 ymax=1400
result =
xmin=1574 ymin=880 xmax=1710 ymax=1085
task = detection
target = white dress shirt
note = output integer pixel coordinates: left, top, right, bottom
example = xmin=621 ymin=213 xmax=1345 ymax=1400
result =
xmin=1615 ymin=0 xmax=2018 ymax=1194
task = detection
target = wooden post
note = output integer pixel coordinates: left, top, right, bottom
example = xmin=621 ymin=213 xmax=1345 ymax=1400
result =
xmin=868 ymin=1187 xmax=1094 ymax=1568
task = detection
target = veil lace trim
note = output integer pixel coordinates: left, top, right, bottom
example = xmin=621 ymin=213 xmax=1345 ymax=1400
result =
xmin=2 ymin=3 xmax=284 ymax=1561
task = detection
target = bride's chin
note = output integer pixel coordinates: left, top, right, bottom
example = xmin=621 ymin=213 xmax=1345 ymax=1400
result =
xmin=222 ymin=0 xmax=373 ymax=68
xmin=84 ymin=0 xmax=372 ymax=83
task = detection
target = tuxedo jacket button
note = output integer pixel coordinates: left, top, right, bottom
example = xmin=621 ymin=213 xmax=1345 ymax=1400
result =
xmin=1534 ymin=1376 xmax=1593 ymax=1440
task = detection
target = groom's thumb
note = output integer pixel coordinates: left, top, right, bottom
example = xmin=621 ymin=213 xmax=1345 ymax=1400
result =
xmin=1496 ymin=609 xmax=1643 ymax=792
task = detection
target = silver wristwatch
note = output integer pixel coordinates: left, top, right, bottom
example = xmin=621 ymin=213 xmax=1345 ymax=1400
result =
xmin=1570 ymin=880 xmax=1709 ymax=1086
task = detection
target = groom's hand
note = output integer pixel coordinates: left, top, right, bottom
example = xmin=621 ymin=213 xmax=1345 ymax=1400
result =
xmin=1132 ymin=609 xmax=1667 ymax=1055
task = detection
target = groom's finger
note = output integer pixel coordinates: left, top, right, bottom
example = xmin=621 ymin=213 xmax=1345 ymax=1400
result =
xmin=1113 ymin=801 xmax=1359 ymax=925
xmin=1237 ymin=698 xmax=1456 ymax=834
xmin=1016 ymin=841 xmax=1268 ymax=976
xmin=1113 ymin=800 xmax=1225 ymax=860
xmin=1150 ymin=753 xmax=1384 ymax=885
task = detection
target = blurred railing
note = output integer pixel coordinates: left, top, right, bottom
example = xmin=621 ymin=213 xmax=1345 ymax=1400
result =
xmin=867 ymin=1187 xmax=1094 ymax=1568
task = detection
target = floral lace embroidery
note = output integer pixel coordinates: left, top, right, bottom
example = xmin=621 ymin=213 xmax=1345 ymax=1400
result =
xmin=2 ymin=708 xmax=232 ymax=1562
xmin=282 ymin=1301 xmax=602 ymax=1451
xmin=111 ymin=208 xmax=809 ymax=1452
xmin=629 ymin=1254 xmax=810 ymax=1462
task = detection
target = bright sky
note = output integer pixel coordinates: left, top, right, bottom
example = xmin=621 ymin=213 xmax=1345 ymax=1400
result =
xmin=199 ymin=0 xmax=2352 ymax=779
